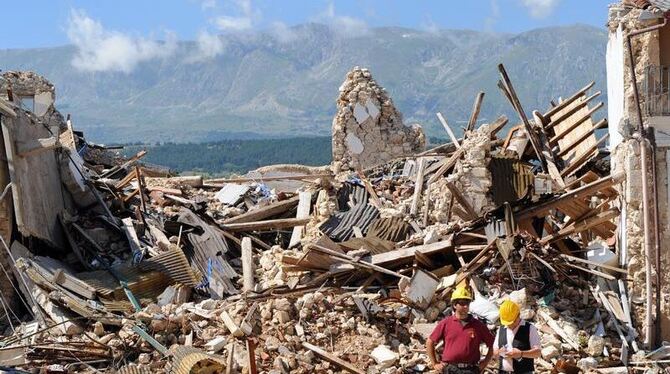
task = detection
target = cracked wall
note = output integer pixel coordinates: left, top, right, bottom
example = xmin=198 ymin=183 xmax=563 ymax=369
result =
xmin=608 ymin=4 xmax=670 ymax=343
xmin=331 ymin=67 xmax=425 ymax=173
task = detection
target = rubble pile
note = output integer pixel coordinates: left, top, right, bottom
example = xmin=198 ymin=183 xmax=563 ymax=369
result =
xmin=0 ymin=8 xmax=665 ymax=371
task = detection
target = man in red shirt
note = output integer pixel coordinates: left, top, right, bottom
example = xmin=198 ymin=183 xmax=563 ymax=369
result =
xmin=426 ymin=286 xmax=494 ymax=373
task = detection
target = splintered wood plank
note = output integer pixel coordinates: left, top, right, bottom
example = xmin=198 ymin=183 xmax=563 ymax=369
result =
xmin=445 ymin=182 xmax=477 ymax=220
xmin=224 ymin=195 xmax=300 ymax=224
xmin=289 ymin=191 xmax=312 ymax=248
xmin=221 ymin=217 xmax=311 ymax=232
xmin=466 ymin=92 xmax=485 ymax=132
xmin=549 ymin=94 xmax=600 ymax=166
xmin=410 ymin=158 xmax=427 ymax=217
xmin=436 ymin=113 xmax=461 ymax=148
xmin=302 ymin=342 xmax=365 ymax=374
xmin=560 ymin=134 xmax=609 ymax=177
xmin=533 ymin=111 xmax=565 ymax=189
xmin=427 ymin=148 xmax=465 ymax=184
xmin=545 ymin=82 xmax=596 ymax=117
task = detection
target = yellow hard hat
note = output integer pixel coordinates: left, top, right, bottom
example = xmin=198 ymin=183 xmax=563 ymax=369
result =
xmin=499 ymin=300 xmax=520 ymax=326
xmin=451 ymin=286 xmax=473 ymax=302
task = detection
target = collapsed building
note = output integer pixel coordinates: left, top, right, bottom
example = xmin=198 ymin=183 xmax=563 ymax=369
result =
xmin=0 ymin=1 xmax=669 ymax=372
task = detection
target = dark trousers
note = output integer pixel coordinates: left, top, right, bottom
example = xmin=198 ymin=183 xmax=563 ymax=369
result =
xmin=443 ymin=364 xmax=479 ymax=374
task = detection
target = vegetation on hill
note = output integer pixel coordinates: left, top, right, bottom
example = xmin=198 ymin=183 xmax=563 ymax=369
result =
xmin=123 ymin=137 xmax=333 ymax=175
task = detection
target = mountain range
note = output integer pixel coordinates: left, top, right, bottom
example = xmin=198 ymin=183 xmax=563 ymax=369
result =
xmin=0 ymin=23 xmax=607 ymax=144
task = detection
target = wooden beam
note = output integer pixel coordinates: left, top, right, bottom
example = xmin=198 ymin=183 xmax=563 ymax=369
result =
xmin=560 ymin=134 xmax=609 ymax=177
xmin=357 ymin=171 xmax=382 ymax=209
xmin=556 ymin=118 xmax=608 ymax=158
xmin=370 ymin=239 xmax=453 ymax=267
xmin=135 ymin=165 xmax=148 ymax=216
xmin=436 ymin=113 xmax=461 ymax=148
xmin=560 ymin=254 xmax=627 ymax=274
xmin=121 ymin=217 xmax=142 ymax=255
xmin=532 ymin=111 xmax=565 ymax=190
xmin=224 ymin=195 xmax=299 ymax=224
xmin=146 ymin=186 xmax=182 ymax=196
xmin=565 ymin=262 xmax=616 ymax=280
xmin=516 ymin=172 xmax=623 ymax=221
xmin=489 ymin=115 xmax=509 ymax=139
xmin=549 ymin=102 xmax=605 ymax=145
xmin=410 ymin=158 xmax=427 ymax=217
xmin=311 ymin=244 xmax=409 ymax=280
xmin=445 ymin=182 xmax=477 ymax=220
xmin=221 ymin=217 xmax=311 ymax=232
xmin=0 ymin=99 xmax=16 ymax=118
xmin=544 ymin=81 xmax=596 ymax=117
xmin=545 ymin=92 xmax=601 ymax=130
xmin=246 ymin=338 xmax=258 ymax=374
xmin=427 ymin=148 xmax=464 ymax=184
xmin=206 ymin=173 xmax=331 ymax=184
xmin=540 ymin=208 xmax=619 ymax=245
xmin=497 ymin=64 xmax=547 ymax=172
xmin=302 ymin=342 xmax=365 ymax=374
xmin=497 ymin=80 xmax=514 ymax=113
xmin=466 ymin=92 xmax=485 ymax=132
xmin=114 ymin=169 xmax=137 ymax=190
xmin=164 ymin=194 xmax=197 ymax=208
xmin=289 ymin=191 xmax=312 ymax=248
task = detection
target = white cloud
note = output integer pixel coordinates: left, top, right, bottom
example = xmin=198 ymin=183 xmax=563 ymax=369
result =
xmin=270 ymin=22 xmax=299 ymax=43
xmin=212 ymin=0 xmax=260 ymax=33
xmin=519 ymin=0 xmax=560 ymax=19
xmin=214 ymin=15 xmax=253 ymax=31
xmin=200 ymin=0 xmax=217 ymax=10
xmin=67 ymin=9 xmax=177 ymax=73
xmin=190 ymin=31 xmax=226 ymax=61
xmin=314 ymin=3 xmax=369 ymax=37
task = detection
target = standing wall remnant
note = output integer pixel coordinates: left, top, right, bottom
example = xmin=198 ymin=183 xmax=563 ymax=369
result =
xmin=607 ymin=3 xmax=670 ymax=344
xmin=331 ymin=67 xmax=425 ymax=173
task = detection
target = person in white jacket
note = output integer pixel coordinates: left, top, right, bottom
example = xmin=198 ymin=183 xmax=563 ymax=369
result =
xmin=493 ymin=300 xmax=541 ymax=374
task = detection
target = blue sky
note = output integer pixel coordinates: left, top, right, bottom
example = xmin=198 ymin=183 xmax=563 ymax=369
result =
xmin=2 ymin=0 xmax=611 ymax=50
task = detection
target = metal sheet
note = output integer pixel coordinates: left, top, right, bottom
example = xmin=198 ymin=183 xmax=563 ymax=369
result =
xmin=319 ymin=203 xmax=380 ymax=242
xmin=139 ymin=247 xmax=199 ymax=287
xmin=177 ymin=208 xmax=238 ymax=298
xmin=366 ymin=216 xmax=411 ymax=242
xmin=171 ymin=346 xmax=227 ymax=374
xmin=488 ymin=156 xmax=534 ymax=206
xmin=336 ymin=183 xmax=368 ymax=210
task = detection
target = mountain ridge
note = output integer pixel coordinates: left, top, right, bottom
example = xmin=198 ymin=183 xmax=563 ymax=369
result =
xmin=0 ymin=23 xmax=608 ymax=143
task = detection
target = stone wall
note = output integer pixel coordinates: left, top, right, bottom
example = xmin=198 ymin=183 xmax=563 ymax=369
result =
xmin=0 ymin=71 xmax=57 ymax=118
xmin=427 ymin=124 xmax=494 ymax=223
xmin=331 ymin=67 xmax=425 ymax=173
xmin=608 ymin=4 xmax=670 ymax=343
